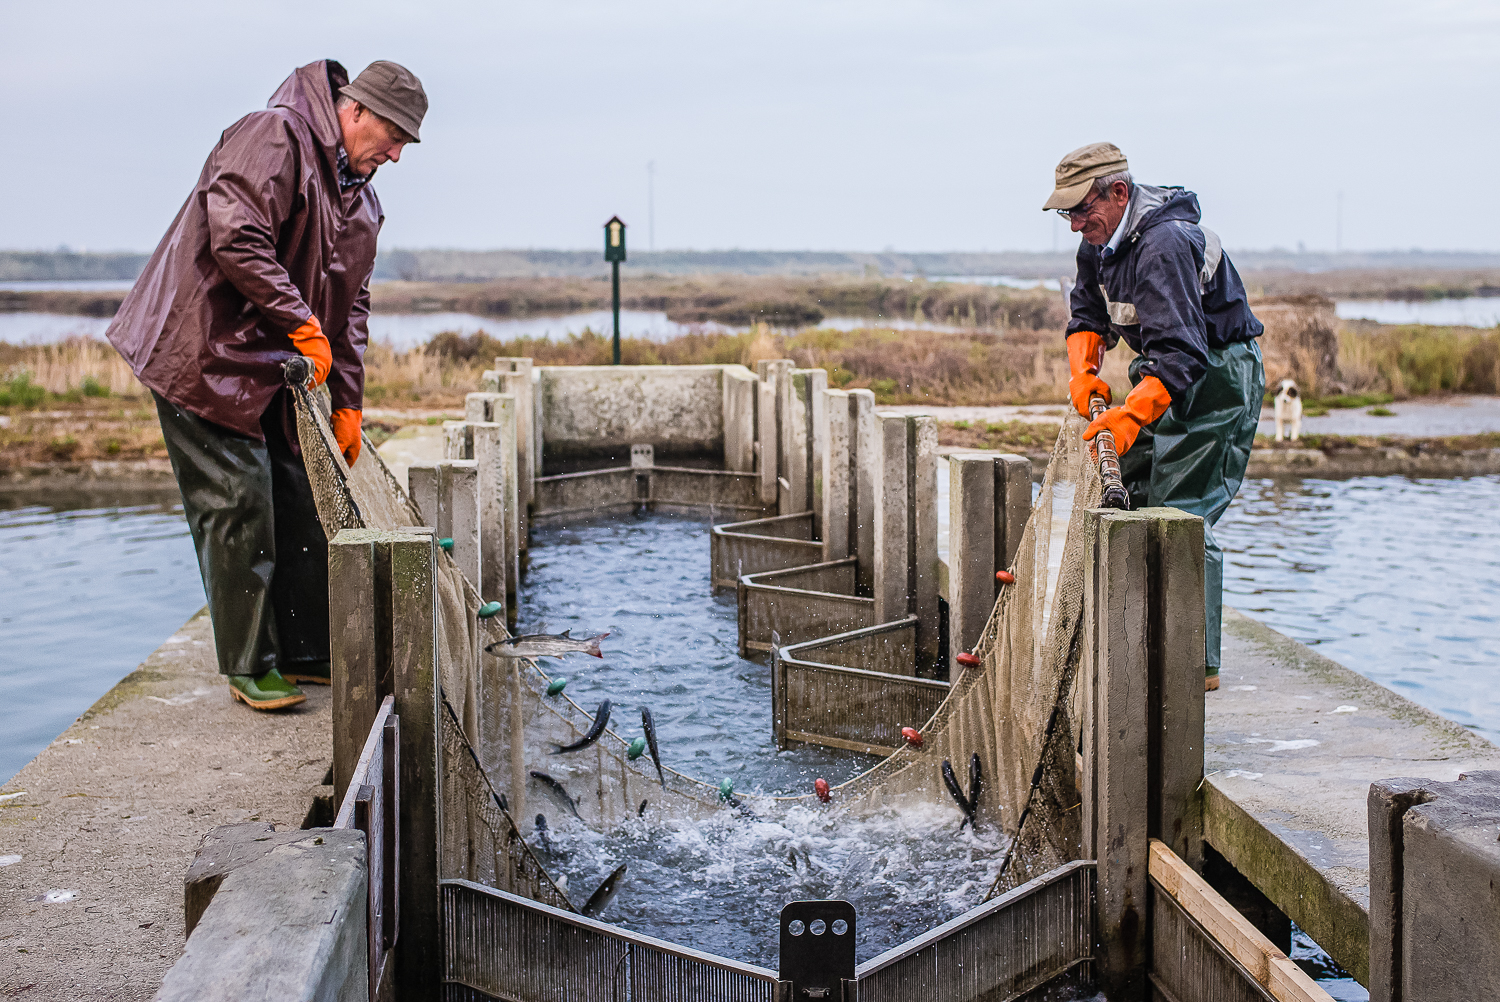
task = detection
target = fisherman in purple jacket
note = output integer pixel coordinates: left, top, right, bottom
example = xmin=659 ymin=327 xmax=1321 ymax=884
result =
xmin=107 ymin=60 xmax=426 ymax=710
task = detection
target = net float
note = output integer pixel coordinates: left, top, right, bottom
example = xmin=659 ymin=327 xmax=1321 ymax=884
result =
xmin=814 ymin=778 xmax=831 ymax=802
xmin=901 ymin=727 xmax=923 ymax=748
xmin=545 ymin=677 xmax=568 ymax=696
xmin=477 ymin=601 xmax=503 ymax=619
xmin=439 ymin=537 xmax=455 ymax=552
xmin=996 ymin=570 xmax=1015 ymax=584
xmin=955 ymin=652 xmax=982 ymax=668
xmin=718 ymin=778 xmax=735 ymax=801
xmin=627 ymin=737 xmax=647 ymax=760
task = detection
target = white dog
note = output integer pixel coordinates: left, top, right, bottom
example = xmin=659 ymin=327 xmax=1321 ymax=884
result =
xmin=1273 ymin=379 xmax=1302 ymax=441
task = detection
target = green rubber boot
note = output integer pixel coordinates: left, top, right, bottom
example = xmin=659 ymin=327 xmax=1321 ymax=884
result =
xmin=282 ymin=661 xmax=331 ymax=686
xmin=229 ymin=668 xmax=307 ymax=711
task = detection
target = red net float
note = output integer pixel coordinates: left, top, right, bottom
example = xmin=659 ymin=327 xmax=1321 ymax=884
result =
xmin=995 ymin=570 xmax=1016 ymax=584
xmin=901 ymin=727 xmax=924 ymax=748
xmin=955 ymin=652 xmax=982 ymax=668
xmin=814 ymin=778 xmax=831 ymax=802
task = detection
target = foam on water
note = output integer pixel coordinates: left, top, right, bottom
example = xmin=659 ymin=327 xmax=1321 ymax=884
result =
xmin=519 ymin=511 xmax=1006 ymax=962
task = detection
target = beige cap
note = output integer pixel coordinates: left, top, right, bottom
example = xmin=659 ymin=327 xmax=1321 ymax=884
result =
xmin=340 ymin=61 xmax=427 ymax=142
xmin=1041 ymin=142 xmax=1128 ymax=211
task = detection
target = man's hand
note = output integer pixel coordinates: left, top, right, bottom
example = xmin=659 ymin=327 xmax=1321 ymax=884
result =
xmin=288 ymin=316 xmax=332 ymax=386
xmin=331 ymin=408 xmax=362 ymax=467
xmin=1083 ymin=376 xmax=1172 ymax=456
xmin=1067 ymin=330 xmax=1111 ymax=418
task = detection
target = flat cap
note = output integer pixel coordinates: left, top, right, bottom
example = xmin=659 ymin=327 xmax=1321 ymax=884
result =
xmin=340 ymin=60 xmax=426 ymax=142
xmin=1042 ymin=142 xmax=1128 ymax=211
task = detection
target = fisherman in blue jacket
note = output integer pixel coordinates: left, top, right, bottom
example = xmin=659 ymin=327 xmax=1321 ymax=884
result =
xmin=1044 ymin=142 xmax=1265 ymax=691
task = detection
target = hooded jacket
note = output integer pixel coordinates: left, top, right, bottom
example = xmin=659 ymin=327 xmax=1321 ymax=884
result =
xmin=1066 ymin=186 xmax=1261 ymax=400
xmin=107 ymin=60 xmax=381 ymax=438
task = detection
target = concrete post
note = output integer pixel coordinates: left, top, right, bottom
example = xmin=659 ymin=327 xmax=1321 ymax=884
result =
xmin=1081 ymin=507 xmax=1208 ymax=1000
xmin=849 ymin=389 xmax=877 ymax=597
xmin=821 ymin=388 xmax=850 ymax=561
xmin=723 ymin=366 xmax=758 ymax=472
xmin=446 ymin=460 xmax=481 ymax=589
xmin=910 ymin=415 xmax=939 ymax=661
xmin=947 ymin=454 xmax=997 ymax=666
xmin=756 ymin=373 xmax=778 ymax=505
xmin=1368 ymin=772 xmax=1500 ymax=1002
xmin=794 ymin=369 xmax=828 ymax=533
xmin=464 ymin=392 xmax=519 ymax=609
xmin=766 ymin=360 xmax=795 ymax=515
xmin=470 ymin=423 xmax=507 ymax=616
xmin=499 ymin=370 xmax=532 ymax=547
xmin=1082 ymin=508 xmax=1150 ymax=1000
xmin=995 ymin=454 xmax=1032 ymax=569
xmin=872 ymin=412 xmax=909 ymax=623
xmin=406 ymin=464 xmax=446 ymax=539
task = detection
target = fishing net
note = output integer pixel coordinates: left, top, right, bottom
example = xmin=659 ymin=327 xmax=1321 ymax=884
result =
xmin=291 ymin=381 xmax=1097 ymax=913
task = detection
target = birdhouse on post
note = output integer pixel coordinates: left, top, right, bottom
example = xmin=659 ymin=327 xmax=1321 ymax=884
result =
xmin=604 ymin=216 xmax=627 ymax=364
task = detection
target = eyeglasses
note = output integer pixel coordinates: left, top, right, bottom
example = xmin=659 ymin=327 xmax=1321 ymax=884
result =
xmin=1055 ymin=192 xmax=1103 ymax=221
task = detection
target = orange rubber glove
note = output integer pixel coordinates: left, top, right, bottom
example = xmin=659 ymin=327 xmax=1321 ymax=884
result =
xmin=288 ymin=315 xmax=331 ymax=387
xmin=1083 ymin=375 xmax=1172 ymax=457
xmin=330 ymin=408 xmax=362 ymax=467
xmin=1067 ymin=330 xmax=1111 ymax=418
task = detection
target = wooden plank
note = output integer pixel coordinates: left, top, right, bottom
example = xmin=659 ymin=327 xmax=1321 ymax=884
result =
xmin=1149 ymin=840 xmax=1335 ymax=1002
xmin=335 ymin=696 xmax=396 ymax=828
xmin=329 ymin=529 xmax=383 ymax=804
xmin=783 ymin=729 xmax=896 ymax=757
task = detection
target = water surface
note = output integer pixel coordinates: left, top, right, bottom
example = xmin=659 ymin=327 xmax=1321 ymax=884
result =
xmin=0 ymin=495 xmax=202 ymax=782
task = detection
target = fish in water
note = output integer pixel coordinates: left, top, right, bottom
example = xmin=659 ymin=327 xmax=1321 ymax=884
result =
xmin=534 ymin=813 xmax=550 ymax=846
xmin=637 ymin=799 xmax=648 ymax=817
xmin=641 ymin=707 xmax=665 ymax=787
xmin=941 ymin=757 xmax=981 ymax=830
xmin=581 ymin=863 xmax=628 ymax=918
xmin=553 ymin=700 xmax=611 ymax=753
xmin=529 ymin=770 xmax=582 ymax=820
xmin=486 ymin=630 xmax=608 ymax=661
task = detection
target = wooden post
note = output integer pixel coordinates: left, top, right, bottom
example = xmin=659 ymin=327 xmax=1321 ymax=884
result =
xmin=755 ymin=366 xmax=779 ymax=505
xmin=389 ymin=528 xmax=440 ymax=1000
xmin=329 ymin=528 xmax=387 ymax=804
xmin=723 ymin=366 xmax=758 ymax=473
xmin=793 ymin=369 xmax=827 ymax=532
xmin=995 ymin=453 xmax=1032 ymax=569
xmin=1149 ymin=508 xmax=1206 ymax=870
xmin=947 ymin=454 xmax=998 ymax=669
xmin=465 ymin=392 xmax=519 ymax=612
xmin=470 ymin=423 xmax=507 ymax=617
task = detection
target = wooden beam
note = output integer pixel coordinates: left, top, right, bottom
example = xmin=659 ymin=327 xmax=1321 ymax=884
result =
xmin=1149 ymin=839 xmax=1335 ymax=1002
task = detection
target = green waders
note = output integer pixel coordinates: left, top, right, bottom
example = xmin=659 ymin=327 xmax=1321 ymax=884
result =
xmin=1118 ymin=339 xmax=1264 ymax=679
xmin=153 ymin=391 xmax=330 ymax=678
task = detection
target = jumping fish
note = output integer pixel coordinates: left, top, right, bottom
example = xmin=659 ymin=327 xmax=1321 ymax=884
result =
xmin=529 ymin=770 xmax=582 ymax=819
xmin=641 ymin=707 xmax=665 ymax=787
xmin=487 ymin=630 xmax=608 ymax=661
xmin=581 ymin=863 xmax=628 ymax=918
xmin=940 ymin=756 xmax=983 ymax=830
xmin=534 ymin=813 xmax=550 ymax=847
xmin=553 ymin=700 xmax=611 ymax=753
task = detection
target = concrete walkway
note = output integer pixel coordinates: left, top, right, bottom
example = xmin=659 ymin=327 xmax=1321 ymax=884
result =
xmin=1204 ymin=607 xmax=1500 ymax=984
xmin=0 ymin=609 xmax=332 ymax=1000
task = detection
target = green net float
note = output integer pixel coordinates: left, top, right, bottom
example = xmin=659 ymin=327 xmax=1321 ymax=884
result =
xmin=718 ymin=779 xmax=734 ymax=801
xmin=439 ymin=537 xmax=454 ymax=552
xmin=477 ymin=601 xmax=503 ymax=619
xmin=545 ymin=677 xmax=567 ymax=696
xmin=626 ymin=737 xmax=646 ymax=760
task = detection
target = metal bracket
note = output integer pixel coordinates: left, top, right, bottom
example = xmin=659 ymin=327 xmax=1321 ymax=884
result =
xmin=778 ymin=900 xmax=856 ymax=1000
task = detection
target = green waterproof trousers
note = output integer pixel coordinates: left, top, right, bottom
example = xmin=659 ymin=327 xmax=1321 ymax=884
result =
xmin=1118 ymin=339 xmax=1264 ymax=676
xmin=153 ymin=391 xmax=329 ymax=677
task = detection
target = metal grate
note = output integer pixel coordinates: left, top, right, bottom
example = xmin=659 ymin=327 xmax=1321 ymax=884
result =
xmin=442 ymin=879 xmax=779 ymax=1002
xmin=853 ymin=861 xmax=1095 ymax=1002
xmin=1149 ymin=880 xmax=1279 ymax=1002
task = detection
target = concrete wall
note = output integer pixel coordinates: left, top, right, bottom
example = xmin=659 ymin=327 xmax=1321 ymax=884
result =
xmin=537 ymin=365 xmax=741 ymax=460
xmin=157 ymin=825 xmax=369 ymax=1002
xmin=1368 ymin=771 xmax=1500 ymax=1002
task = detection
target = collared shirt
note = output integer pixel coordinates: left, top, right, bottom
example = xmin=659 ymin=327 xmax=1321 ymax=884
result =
xmin=1102 ymin=184 xmax=1169 ymax=260
xmin=336 ymin=146 xmax=369 ymax=190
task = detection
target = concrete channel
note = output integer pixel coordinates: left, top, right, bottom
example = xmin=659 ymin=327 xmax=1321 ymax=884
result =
xmin=2 ymin=357 xmax=1497 ymax=1001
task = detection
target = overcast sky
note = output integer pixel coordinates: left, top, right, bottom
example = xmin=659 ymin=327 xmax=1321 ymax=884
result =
xmin=4 ymin=1 xmax=1497 ymax=254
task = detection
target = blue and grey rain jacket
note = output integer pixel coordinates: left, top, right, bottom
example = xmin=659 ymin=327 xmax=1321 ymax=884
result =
xmin=1066 ymin=186 xmax=1262 ymax=400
